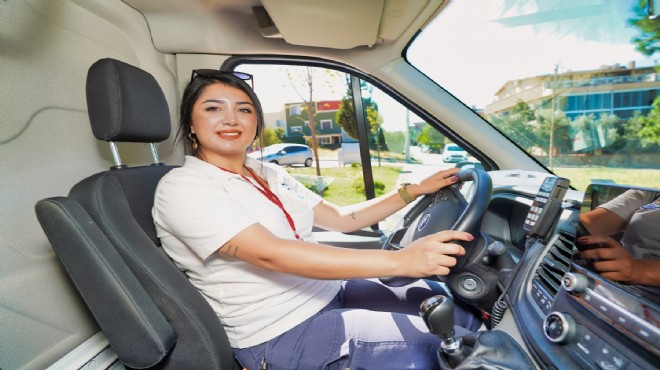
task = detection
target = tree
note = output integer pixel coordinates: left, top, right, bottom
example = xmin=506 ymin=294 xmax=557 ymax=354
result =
xmin=629 ymin=0 xmax=660 ymax=56
xmin=262 ymin=127 xmax=285 ymax=147
xmin=571 ymin=115 xmax=597 ymax=153
xmin=488 ymin=100 xmax=538 ymax=153
xmin=335 ymin=80 xmax=386 ymax=150
xmin=536 ymin=109 xmax=570 ymax=156
xmin=628 ymin=96 xmax=660 ymax=148
xmin=286 ymin=67 xmax=332 ymax=176
xmin=594 ymin=113 xmax=623 ymax=153
xmin=416 ymin=123 xmax=446 ymax=153
xmin=336 ymin=92 xmax=359 ymax=139
xmin=569 ymin=113 xmax=621 ymax=154
xmin=383 ymin=130 xmax=406 ymax=153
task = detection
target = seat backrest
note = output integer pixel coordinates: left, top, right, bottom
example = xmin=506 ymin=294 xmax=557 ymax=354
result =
xmin=36 ymin=58 xmax=238 ymax=369
xmin=35 ymin=197 xmax=176 ymax=369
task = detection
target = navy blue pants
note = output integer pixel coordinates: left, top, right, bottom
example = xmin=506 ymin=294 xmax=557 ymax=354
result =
xmin=233 ymin=278 xmax=481 ymax=370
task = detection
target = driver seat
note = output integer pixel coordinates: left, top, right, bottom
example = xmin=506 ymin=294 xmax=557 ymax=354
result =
xmin=35 ymin=58 xmax=239 ymax=369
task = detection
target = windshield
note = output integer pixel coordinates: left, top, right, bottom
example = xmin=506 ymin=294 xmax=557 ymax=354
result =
xmin=408 ymin=0 xmax=660 ymax=191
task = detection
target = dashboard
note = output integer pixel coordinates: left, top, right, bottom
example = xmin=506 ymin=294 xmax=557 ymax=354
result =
xmin=485 ymin=180 xmax=660 ymax=369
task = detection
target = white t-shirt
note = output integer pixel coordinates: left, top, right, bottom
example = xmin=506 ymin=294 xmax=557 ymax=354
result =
xmin=599 ymin=189 xmax=660 ymax=259
xmin=152 ymin=156 xmax=341 ymax=348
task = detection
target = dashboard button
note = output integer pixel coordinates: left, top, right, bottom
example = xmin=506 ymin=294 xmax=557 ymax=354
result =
xmin=594 ymin=344 xmax=627 ymax=370
xmin=462 ymin=277 xmax=478 ymax=291
xmin=576 ymin=327 xmax=601 ymax=355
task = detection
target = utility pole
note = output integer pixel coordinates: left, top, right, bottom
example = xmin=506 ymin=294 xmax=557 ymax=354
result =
xmin=405 ymin=109 xmax=411 ymax=162
xmin=548 ymin=64 xmax=559 ymax=170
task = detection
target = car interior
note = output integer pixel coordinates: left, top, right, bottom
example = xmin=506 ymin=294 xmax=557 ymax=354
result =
xmin=2 ymin=0 xmax=658 ymax=369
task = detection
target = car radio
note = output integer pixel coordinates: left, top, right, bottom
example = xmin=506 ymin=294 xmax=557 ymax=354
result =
xmin=543 ymin=264 xmax=659 ymax=369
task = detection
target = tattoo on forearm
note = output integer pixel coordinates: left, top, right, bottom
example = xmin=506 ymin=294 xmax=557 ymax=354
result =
xmin=350 ymin=211 xmax=356 ymax=220
xmin=220 ymin=244 xmax=239 ymax=258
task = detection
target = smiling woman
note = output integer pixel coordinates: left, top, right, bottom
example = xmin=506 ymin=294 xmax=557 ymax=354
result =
xmin=152 ymin=65 xmax=481 ymax=370
xmin=178 ymin=72 xmax=263 ymax=171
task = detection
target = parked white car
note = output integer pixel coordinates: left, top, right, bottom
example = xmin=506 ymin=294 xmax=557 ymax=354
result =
xmin=442 ymin=144 xmax=468 ymax=163
xmin=248 ymin=143 xmax=313 ymax=167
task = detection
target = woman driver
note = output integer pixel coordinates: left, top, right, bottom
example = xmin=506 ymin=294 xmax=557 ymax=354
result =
xmin=152 ymin=70 xmax=481 ymax=369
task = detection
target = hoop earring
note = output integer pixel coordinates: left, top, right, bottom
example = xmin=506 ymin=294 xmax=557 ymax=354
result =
xmin=188 ymin=132 xmax=199 ymax=150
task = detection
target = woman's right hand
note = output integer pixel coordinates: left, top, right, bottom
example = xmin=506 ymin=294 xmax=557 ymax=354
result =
xmin=395 ymin=230 xmax=472 ymax=277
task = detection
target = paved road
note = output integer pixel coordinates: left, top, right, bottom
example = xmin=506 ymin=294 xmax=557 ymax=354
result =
xmin=318 ymin=146 xmax=456 ymax=231
xmin=316 ymin=146 xmax=453 ymax=183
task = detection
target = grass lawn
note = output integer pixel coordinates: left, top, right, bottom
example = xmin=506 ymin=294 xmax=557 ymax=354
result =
xmin=553 ymin=167 xmax=660 ymax=191
xmin=287 ymin=160 xmax=659 ymax=206
xmin=287 ymin=165 xmax=402 ymax=205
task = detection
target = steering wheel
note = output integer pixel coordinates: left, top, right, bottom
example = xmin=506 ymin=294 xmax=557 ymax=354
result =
xmin=380 ymin=168 xmax=506 ymax=312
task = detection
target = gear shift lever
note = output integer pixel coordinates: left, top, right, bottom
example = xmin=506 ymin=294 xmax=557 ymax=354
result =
xmin=420 ymin=295 xmax=465 ymax=367
xmin=422 ymin=295 xmax=537 ymax=370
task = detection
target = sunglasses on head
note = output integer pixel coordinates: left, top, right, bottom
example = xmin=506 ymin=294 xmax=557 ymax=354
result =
xmin=190 ymin=69 xmax=254 ymax=89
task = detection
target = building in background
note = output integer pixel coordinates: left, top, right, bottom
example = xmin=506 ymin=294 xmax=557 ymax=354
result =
xmin=485 ymin=63 xmax=659 ymax=121
xmin=284 ymin=100 xmax=343 ymax=147
xmin=263 ymin=111 xmax=286 ymax=131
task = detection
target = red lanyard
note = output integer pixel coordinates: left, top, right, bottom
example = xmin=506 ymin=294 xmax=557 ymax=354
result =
xmin=215 ymin=164 xmax=301 ymax=240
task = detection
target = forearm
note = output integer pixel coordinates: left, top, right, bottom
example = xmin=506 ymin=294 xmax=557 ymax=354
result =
xmin=223 ymin=223 xmax=402 ymax=279
xmin=313 ymin=169 xmax=459 ymax=233
xmin=579 ymin=208 xmax=627 ymax=236
xmin=222 ymin=223 xmax=470 ymax=280
xmin=261 ymin=241 xmax=400 ymax=279
xmin=314 ymin=189 xmax=410 ymax=232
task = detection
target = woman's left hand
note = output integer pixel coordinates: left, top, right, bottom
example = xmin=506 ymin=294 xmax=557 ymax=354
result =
xmin=406 ymin=168 xmax=461 ymax=198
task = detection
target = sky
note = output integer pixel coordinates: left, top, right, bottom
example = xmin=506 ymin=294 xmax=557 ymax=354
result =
xmin=407 ymin=0 xmax=657 ymax=109
xmin=242 ymin=0 xmax=657 ymax=131
xmin=239 ymin=64 xmax=422 ymax=132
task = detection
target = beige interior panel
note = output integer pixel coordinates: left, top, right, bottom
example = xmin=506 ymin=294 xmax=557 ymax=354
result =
xmin=0 ymin=0 xmax=179 ymax=368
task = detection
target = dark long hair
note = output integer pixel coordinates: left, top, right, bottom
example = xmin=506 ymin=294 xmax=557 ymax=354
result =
xmin=176 ymin=72 xmax=265 ymax=155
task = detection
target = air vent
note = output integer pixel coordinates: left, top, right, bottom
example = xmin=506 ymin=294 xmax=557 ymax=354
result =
xmin=533 ymin=232 xmax=574 ymax=298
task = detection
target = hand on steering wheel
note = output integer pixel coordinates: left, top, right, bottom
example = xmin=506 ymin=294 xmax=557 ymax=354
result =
xmin=381 ymin=168 xmax=505 ymax=313
xmin=404 ymin=168 xmax=462 ymax=199
xmin=394 ymin=230 xmax=473 ymax=277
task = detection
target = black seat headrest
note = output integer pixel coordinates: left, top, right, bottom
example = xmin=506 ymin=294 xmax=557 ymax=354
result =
xmin=86 ymin=58 xmax=171 ymax=143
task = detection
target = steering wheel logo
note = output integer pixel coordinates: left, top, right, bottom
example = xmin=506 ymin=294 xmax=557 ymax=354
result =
xmin=418 ymin=213 xmax=431 ymax=232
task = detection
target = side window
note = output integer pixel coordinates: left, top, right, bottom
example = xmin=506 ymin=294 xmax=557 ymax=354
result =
xmin=356 ymin=81 xmax=472 ymax=230
xmin=239 ymin=63 xmax=463 ymax=232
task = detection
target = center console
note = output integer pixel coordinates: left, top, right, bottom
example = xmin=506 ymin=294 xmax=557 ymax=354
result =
xmin=544 ymin=265 xmax=659 ymax=369
xmin=509 ymin=183 xmax=660 ymax=369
